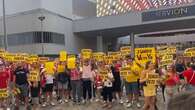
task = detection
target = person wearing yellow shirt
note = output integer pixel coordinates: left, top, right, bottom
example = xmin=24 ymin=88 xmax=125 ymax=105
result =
xmin=125 ymin=58 xmax=141 ymax=108
xmin=140 ymin=61 xmax=157 ymax=110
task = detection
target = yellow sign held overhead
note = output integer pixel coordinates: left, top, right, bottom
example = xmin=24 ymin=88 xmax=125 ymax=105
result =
xmin=45 ymin=62 xmax=55 ymax=75
xmin=184 ymin=47 xmax=195 ymax=57
xmin=135 ymin=48 xmax=156 ymax=64
xmin=93 ymin=52 xmax=105 ymax=61
xmin=59 ymin=51 xmax=67 ymax=61
xmin=120 ymin=46 xmax=131 ymax=57
xmin=67 ymin=55 xmax=76 ymax=69
xmin=81 ymin=49 xmax=92 ymax=59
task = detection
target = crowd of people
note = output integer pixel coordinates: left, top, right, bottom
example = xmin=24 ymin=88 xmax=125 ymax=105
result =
xmin=0 ymin=54 xmax=194 ymax=110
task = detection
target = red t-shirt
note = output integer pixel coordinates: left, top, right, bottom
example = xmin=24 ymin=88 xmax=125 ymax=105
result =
xmin=183 ymin=68 xmax=195 ymax=85
xmin=95 ymin=74 xmax=102 ymax=88
xmin=165 ymin=74 xmax=179 ymax=86
xmin=114 ymin=64 xmax=121 ymax=73
xmin=0 ymin=71 xmax=9 ymax=88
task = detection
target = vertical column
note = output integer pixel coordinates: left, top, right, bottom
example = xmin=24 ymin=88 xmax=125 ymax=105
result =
xmin=97 ymin=36 xmax=103 ymax=52
xmin=130 ymin=33 xmax=135 ymax=58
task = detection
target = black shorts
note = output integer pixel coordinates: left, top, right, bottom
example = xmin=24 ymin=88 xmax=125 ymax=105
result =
xmin=113 ymin=80 xmax=121 ymax=92
xmin=31 ymin=87 xmax=40 ymax=97
xmin=45 ymin=84 xmax=54 ymax=92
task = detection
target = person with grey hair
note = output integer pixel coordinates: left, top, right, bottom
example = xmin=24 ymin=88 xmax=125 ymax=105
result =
xmin=167 ymin=91 xmax=195 ymax=110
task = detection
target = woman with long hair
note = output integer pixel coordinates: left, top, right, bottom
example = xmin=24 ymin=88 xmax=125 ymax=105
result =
xmin=163 ymin=65 xmax=180 ymax=109
xmin=140 ymin=61 xmax=158 ymax=110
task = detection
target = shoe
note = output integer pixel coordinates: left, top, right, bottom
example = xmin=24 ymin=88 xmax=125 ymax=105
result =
xmin=95 ymin=98 xmax=99 ymax=102
xmin=136 ymin=102 xmax=141 ymax=108
xmin=90 ymin=99 xmax=93 ymax=103
xmin=102 ymin=103 xmax=108 ymax=108
xmin=64 ymin=99 xmax=68 ymax=103
xmin=119 ymin=99 xmax=124 ymax=104
xmin=125 ymin=99 xmax=129 ymax=103
xmin=42 ymin=103 xmax=47 ymax=107
xmin=6 ymin=108 xmax=11 ymax=110
xmin=126 ymin=103 xmax=132 ymax=108
xmin=107 ymin=104 xmax=112 ymax=109
xmin=82 ymin=100 xmax=86 ymax=104
xmin=58 ymin=99 xmax=63 ymax=104
xmin=50 ymin=102 xmax=55 ymax=106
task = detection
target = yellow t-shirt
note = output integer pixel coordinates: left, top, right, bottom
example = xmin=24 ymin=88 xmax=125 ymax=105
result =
xmin=57 ymin=64 xmax=65 ymax=73
xmin=125 ymin=62 xmax=142 ymax=82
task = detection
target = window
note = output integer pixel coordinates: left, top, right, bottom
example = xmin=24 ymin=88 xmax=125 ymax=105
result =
xmin=7 ymin=32 xmax=65 ymax=46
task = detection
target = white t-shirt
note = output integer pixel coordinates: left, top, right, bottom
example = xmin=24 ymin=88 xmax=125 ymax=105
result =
xmin=46 ymin=75 xmax=54 ymax=84
xmin=103 ymin=72 xmax=113 ymax=87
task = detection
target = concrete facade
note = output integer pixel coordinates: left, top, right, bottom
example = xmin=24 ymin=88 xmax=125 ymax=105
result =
xmin=0 ymin=0 xmax=195 ymax=55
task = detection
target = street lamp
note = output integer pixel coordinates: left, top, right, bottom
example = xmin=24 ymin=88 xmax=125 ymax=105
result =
xmin=38 ymin=16 xmax=45 ymax=56
xmin=2 ymin=0 xmax=8 ymax=51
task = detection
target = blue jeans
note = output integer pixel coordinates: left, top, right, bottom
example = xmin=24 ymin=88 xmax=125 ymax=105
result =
xmin=71 ymin=80 xmax=82 ymax=102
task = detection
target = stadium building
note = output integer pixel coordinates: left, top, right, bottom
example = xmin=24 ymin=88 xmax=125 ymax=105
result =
xmin=0 ymin=0 xmax=195 ymax=55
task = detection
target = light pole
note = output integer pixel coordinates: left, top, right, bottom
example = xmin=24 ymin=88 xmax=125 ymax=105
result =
xmin=2 ymin=0 xmax=8 ymax=51
xmin=38 ymin=16 xmax=45 ymax=56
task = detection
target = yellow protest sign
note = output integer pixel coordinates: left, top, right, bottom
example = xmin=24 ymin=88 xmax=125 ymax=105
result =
xmin=135 ymin=48 xmax=156 ymax=64
xmin=81 ymin=49 xmax=92 ymax=59
xmin=167 ymin=46 xmax=176 ymax=54
xmin=184 ymin=47 xmax=195 ymax=57
xmin=59 ymin=51 xmax=67 ymax=61
xmin=45 ymin=62 xmax=55 ymax=75
xmin=120 ymin=46 xmax=131 ymax=57
xmin=157 ymin=46 xmax=176 ymax=58
xmin=93 ymin=52 xmax=105 ymax=61
xmin=14 ymin=55 xmax=25 ymax=62
xmin=39 ymin=57 xmax=49 ymax=62
xmin=0 ymin=89 xmax=8 ymax=98
xmin=28 ymin=70 xmax=39 ymax=81
xmin=4 ymin=53 xmax=15 ymax=62
xmin=27 ymin=54 xmax=38 ymax=63
xmin=99 ymin=69 xmax=108 ymax=80
xmin=0 ymin=52 xmax=5 ymax=58
xmin=0 ymin=49 xmax=5 ymax=53
xmin=107 ymin=52 xmax=121 ymax=64
xmin=120 ymin=66 xmax=131 ymax=77
xmin=146 ymin=74 xmax=160 ymax=86
xmin=67 ymin=55 xmax=76 ymax=69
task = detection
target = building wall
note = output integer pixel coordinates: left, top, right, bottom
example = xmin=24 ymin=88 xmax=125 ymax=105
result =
xmin=41 ymin=0 xmax=73 ymax=19
xmin=0 ymin=0 xmax=41 ymax=16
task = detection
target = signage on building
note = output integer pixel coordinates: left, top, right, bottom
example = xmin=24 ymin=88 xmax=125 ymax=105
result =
xmin=142 ymin=5 xmax=195 ymax=22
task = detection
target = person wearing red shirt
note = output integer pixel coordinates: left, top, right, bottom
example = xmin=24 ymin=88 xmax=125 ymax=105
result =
xmin=0 ymin=59 xmax=10 ymax=108
xmin=183 ymin=63 xmax=195 ymax=91
xmin=163 ymin=65 xmax=180 ymax=109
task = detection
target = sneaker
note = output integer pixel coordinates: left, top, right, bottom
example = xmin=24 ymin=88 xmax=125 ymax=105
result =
xmin=42 ymin=103 xmax=47 ymax=107
xmin=126 ymin=103 xmax=132 ymax=108
xmin=119 ymin=99 xmax=124 ymax=104
xmin=125 ymin=99 xmax=129 ymax=103
xmin=90 ymin=99 xmax=93 ymax=103
xmin=95 ymin=98 xmax=99 ymax=102
xmin=58 ymin=99 xmax=63 ymax=104
xmin=102 ymin=103 xmax=108 ymax=108
xmin=136 ymin=102 xmax=141 ymax=108
xmin=64 ymin=99 xmax=68 ymax=103
xmin=82 ymin=100 xmax=86 ymax=104
xmin=50 ymin=102 xmax=55 ymax=106
xmin=107 ymin=104 xmax=112 ymax=109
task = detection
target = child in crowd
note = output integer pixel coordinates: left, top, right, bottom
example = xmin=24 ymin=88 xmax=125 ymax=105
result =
xmin=102 ymin=65 xmax=114 ymax=109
